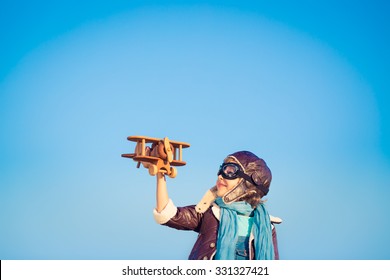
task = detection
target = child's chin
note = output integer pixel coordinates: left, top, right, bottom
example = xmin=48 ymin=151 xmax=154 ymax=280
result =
xmin=216 ymin=191 xmax=225 ymax=197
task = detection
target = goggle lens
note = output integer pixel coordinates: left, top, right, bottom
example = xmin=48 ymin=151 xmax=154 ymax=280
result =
xmin=218 ymin=163 xmax=241 ymax=179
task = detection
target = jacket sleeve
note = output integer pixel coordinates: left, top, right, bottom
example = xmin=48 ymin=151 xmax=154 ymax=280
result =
xmin=153 ymin=199 xmax=203 ymax=232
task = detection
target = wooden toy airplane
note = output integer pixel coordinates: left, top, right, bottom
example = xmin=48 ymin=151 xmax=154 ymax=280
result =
xmin=122 ymin=136 xmax=190 ymax=178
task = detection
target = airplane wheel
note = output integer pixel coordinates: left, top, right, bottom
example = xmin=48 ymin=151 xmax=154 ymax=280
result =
xmin=168 ymin=167 xmax=177 ymax=178
xmin=148 ymin=165 xmax=158 ymax=176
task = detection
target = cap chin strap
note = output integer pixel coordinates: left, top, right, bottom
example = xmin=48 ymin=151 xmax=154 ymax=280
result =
xmin=222 ymin=181 xmax=256 ymax=204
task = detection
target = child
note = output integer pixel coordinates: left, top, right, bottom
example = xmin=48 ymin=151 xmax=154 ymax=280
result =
xmin=153 ymin=150 xmax=281 ymax=260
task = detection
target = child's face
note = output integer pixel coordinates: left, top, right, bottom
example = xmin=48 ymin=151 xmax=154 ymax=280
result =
xmin=216 ymin=175 xmax=240 ymax=197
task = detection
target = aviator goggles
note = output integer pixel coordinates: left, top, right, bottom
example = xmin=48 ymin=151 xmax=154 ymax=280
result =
xmin=217 ymin=162 xmax=258 ymax=185
xmin=218 ymin=162 xmax=267 ymax=192
xmin=218 ymin=162 xmax=244 ymax=180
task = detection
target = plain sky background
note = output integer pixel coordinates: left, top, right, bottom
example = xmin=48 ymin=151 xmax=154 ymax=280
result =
xmin=1 ymin=0 xmax=389 ymax=260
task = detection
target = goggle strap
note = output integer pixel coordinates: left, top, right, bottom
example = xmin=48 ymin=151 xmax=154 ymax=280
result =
xmin=237 ymin=170 xmax=269 ymax=195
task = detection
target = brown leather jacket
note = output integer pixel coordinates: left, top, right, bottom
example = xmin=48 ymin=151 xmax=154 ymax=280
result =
xmin=155 ymin=200 xmax=280 ymax=260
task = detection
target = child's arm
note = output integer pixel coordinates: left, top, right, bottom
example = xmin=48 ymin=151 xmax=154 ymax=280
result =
xmin=153 ymin=172 xmax=204 ymax=231
xmin=156 ymin=172 xmax=169 ymax=213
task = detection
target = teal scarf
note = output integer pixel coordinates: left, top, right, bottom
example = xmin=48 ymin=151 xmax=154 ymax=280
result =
xmin=214 ymin=197 xmax=274 ymax=260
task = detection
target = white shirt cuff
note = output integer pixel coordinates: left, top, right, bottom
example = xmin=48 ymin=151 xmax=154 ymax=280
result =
xmin=153 ymin=199 xmax=178 ymax=224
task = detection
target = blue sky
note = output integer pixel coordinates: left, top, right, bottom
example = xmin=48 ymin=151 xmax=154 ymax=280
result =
xmin=1 ymin=0 xmax=389 ymax=259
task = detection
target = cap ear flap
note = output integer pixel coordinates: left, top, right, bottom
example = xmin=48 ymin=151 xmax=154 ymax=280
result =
xmin=222 ymin=183 xmax=245 ymax=204
xmin=222 ymin=183 xmax=256 ymax=204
